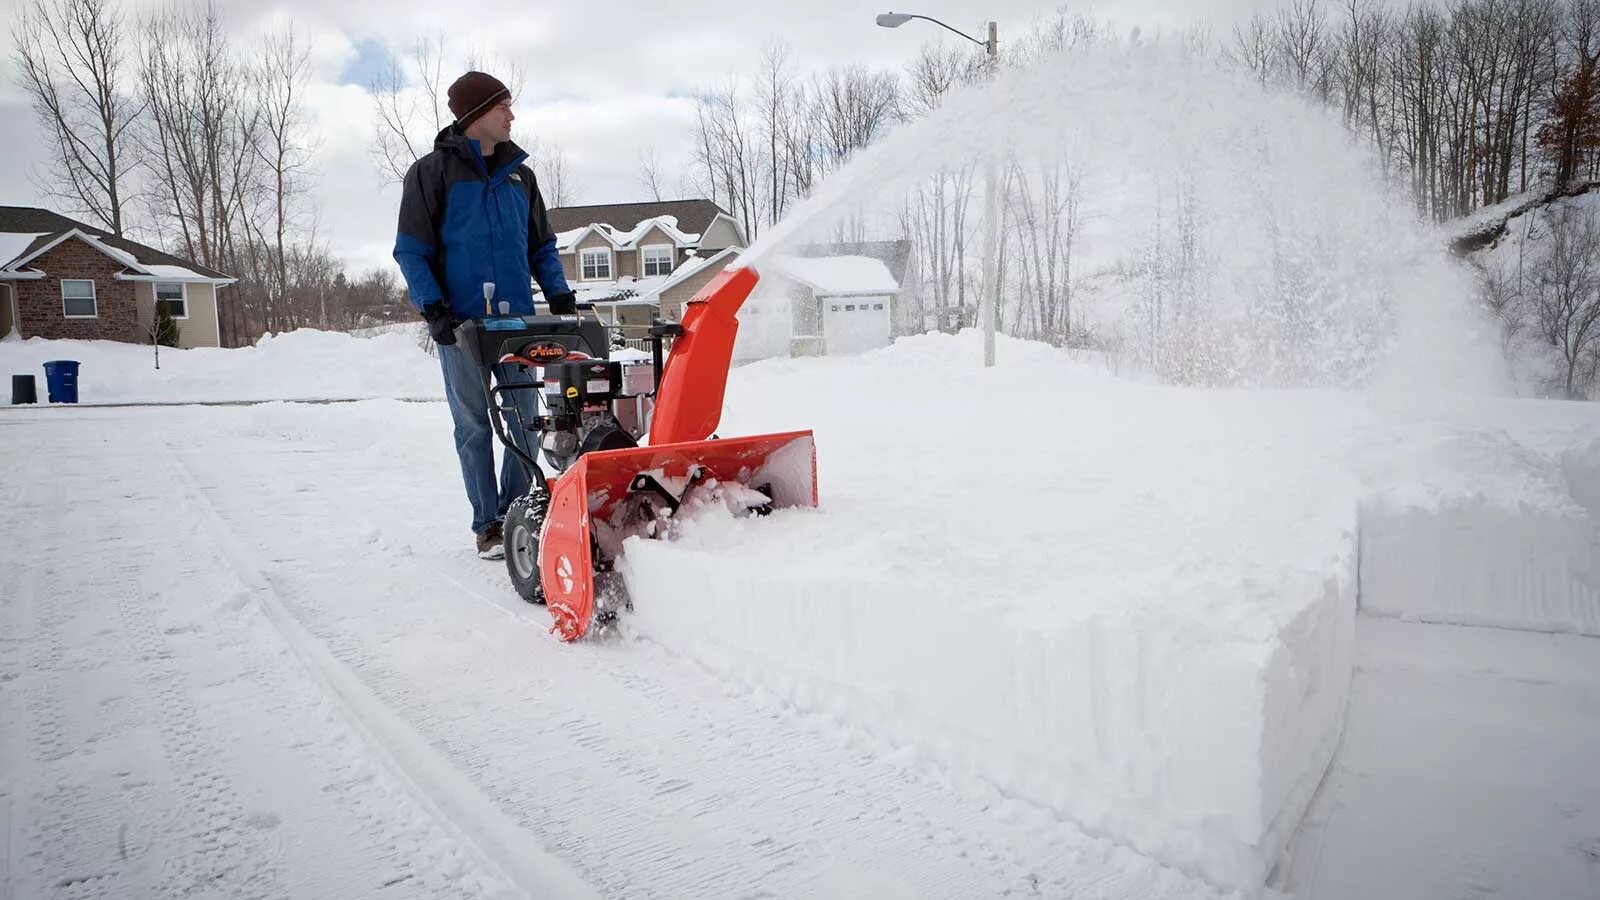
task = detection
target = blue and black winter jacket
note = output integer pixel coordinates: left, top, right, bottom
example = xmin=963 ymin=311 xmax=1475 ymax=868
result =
xmin=393 ymin=125 xmax=572 ymax=319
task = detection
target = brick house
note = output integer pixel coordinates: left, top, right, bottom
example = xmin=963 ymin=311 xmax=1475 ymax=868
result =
xmin=543 ymin=200 xmax=746 ymax=335
xmin=0 ymin=206 xmax=235 ymax=348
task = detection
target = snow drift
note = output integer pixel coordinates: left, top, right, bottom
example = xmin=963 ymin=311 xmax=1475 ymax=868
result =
xmin=0 ymin=327 xmax=441 ymax=405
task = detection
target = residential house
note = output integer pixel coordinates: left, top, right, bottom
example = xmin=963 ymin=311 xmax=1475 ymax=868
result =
xmin=543 ymin=200 xmax=746 ymax=335
xmin=735 ymin=239 xmax=916 ymax=360
xmin=0 ymin=206 xmax=234 ymax=348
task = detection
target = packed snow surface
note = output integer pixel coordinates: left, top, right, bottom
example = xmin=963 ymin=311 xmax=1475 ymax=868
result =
xmin=1284 ymin=618 xmax=1600 ymax=900
xmin=4 ymin=328 xmax=1598 ymax=897
xmin=628 ymin=330 xmax=1591 ymax=889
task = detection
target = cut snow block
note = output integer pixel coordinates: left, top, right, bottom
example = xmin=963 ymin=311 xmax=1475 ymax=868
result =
xmin=1358 ymin=430 xmax=1600 ymax=636
xmin=1565 ymin=437 xmax=1600 ymax=518
xmin=622 ymin=517 xmax=1358 ymax=891
xmin=1359 ymin=499 xmax=1600 ymax=635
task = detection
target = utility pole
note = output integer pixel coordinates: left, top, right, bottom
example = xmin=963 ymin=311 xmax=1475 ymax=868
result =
xmin=979 ymin=20 xmax=999 ymax=368
xmin=877 ymin=12 xmax=1001 ymax=366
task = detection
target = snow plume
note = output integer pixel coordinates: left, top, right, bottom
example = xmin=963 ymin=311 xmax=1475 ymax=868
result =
xmin=742 ymin=42 xmax=1508 ymax=395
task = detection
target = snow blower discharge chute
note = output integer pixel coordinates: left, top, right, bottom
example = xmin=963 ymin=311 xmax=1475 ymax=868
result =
xmin=457 ymin=267 xmax=817 ymax=641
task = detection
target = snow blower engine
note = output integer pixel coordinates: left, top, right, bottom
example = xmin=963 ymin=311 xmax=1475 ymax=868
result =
xmin=458 ymin=269 xmax=818 ymax=641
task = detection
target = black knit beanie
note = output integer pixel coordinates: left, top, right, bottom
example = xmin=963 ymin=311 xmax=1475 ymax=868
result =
xmin=448 ymin=71 xmax=510 ymax=129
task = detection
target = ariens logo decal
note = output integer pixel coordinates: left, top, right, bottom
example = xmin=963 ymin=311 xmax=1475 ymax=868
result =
xmin=522 ymin=340 xmax=569 ymax=363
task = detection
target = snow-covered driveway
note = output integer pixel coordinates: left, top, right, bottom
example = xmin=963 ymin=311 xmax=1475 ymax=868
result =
xmin=0 ymin=401 xmax=1232 ymax=900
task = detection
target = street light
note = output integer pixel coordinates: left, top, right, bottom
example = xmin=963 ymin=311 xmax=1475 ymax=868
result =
xmin=875 ymin=12 xmax=997 ymax=58
xmin=877 ymin=11 xmax=1001 ymax=368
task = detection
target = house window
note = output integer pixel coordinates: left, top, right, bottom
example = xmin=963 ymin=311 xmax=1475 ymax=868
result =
xmin=61 ymin=279 xmax=96 ymax=318
xmin=640 ymin=245 xmax=674 ymax=277
xmin=155 ymin=282 xmax=187 ymax=318
xmin=580 ymin=248 xmax=612 ymax=280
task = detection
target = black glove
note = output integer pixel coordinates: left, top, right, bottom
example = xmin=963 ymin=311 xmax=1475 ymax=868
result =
xmin=547 ymin=291 xmax=577 ymax=315
xmin=422 ymin=300 xmax=461 ymax=346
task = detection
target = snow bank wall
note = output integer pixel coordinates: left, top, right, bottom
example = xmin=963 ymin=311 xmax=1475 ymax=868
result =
xmin=1358 ymin=433 xmax=1600 ymax=635
xmin=1359 ymin=501 xmax=1600 ymax=634
xmin=623 ymin=522 xmax=1357 ymax=891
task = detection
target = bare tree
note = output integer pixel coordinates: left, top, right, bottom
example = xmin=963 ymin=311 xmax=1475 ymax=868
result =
xmin=1275 ymin=0 xmax=1336 ymax=99
xmin=11 ymin=0 xmax=141 ymax=235
xmin=1228 ymin=14 xmax=1279 ymax=86
xmin=246 ymin=23 xmax=315 ymax=333
xmin=1531 ymin=204 xmax=1600 ymax=397
xmin=900 ymin=40 xmax=988 ymax=119
xmin=370 ymin=37 xmax=448 ymax=185
xmin=638 ymin=145 xmax=666 ymax=201
xmin=808 ymin=64 xmax=899 ymax=171
xmin=524 ymin=136 xmax=578 ymax=207
xmin=757 ymin=41 xmax=802 ymax=223
xmin=1540 ymin=0 xmax=1600 ymax=184
xmin=1009 ymin=153 xmax=1083 ymax=345
xmin=135 ymin=0 xmax=261 ymax=345
xmin=693 ymin=81 xmax=764 ymax=239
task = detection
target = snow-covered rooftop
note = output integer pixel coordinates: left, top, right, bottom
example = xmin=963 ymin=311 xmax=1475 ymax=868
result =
xmin=566 ymin=275 xmax=672 ymax=306
xmin=768 ymin=255 xmax=899 ymax=296
xmin=0 ymin=232 xmax=50 ymax=269
xmin=556 ymin=215 xmax=702 ymax=252
xmin=130 ymin=264 xmax=218 ymax=281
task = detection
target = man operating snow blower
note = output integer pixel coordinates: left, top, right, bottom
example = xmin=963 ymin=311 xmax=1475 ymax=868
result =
xmin=393 ymin=70 xmax=578 ymax=560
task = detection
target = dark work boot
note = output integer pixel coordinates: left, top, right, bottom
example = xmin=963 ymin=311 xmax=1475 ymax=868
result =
xmin=476 ymin=520 xmax=505 ymax=560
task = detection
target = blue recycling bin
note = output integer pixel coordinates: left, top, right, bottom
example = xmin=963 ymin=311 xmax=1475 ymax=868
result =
xmin=42 ymin=360 xmax=80 ymax=404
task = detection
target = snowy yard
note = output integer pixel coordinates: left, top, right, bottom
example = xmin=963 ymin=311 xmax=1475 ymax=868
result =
xmin=2 ymin=331 xmax=1598 ymax=899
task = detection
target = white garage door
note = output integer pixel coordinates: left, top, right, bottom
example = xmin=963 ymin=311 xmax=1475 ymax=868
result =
xmin=822 ymin=296 xmax=891 ymax=355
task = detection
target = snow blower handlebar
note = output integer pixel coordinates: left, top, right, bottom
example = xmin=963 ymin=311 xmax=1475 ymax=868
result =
xmin=488 ymin=381 xmax=549 ymax=492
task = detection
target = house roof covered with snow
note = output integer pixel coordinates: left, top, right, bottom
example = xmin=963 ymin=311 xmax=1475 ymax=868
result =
xmin=548 ymin=200 xmax=730 ymax=238
xmin=793 ymin=239 xmax=914 ymax=285
xmin=768 ymin=255 xmax=900 ymax=297
xmin=555 ymin=215 xmax=701 ymax=252
xmin=0 ymin=206 xmax=232 ymax=281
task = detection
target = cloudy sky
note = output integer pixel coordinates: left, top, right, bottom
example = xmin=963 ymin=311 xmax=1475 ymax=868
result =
xmin=0 ymin=0 xmax=1285 ymax=275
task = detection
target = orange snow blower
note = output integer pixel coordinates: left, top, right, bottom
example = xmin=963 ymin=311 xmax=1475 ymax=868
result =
xmin=459 ymin=266 xmax=817 ymax=641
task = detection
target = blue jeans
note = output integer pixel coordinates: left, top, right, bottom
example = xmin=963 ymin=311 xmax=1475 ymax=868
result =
xmin=438 ymin=341 xmax=541 ymax=535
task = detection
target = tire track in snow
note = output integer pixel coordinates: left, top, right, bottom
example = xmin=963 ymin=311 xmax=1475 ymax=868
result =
xmin=166 ymin=421 xmax=1237 ymax=900
xmin=0 ymin=413 xmax=559 ymax=900
xmin=0 ymin=454 xmax=41 ymax=900
xmin=156 ymin=438 xmax=598 ymax=900
xmin=2 ymin=454 xmax=176 ymax=900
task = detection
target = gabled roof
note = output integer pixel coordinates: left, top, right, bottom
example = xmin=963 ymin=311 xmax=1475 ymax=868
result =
xmin=556 ymin=216 xmax=702 ymax=253
xmin=654 ymin=246 xmax=741 ymax=296
xmin=0 ymin=205 xmax=231 ymax=280
xmin=548 ymin=199 xmax=733 ymax=238
xmin=769 ymin=255 xmax=899 ymax=296
xmin=794 ymin=239 xmax=913 ymax=285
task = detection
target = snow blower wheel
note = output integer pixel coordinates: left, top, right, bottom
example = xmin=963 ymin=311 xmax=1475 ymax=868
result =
xmin=504 ymin=494 xmax=547 ymax=605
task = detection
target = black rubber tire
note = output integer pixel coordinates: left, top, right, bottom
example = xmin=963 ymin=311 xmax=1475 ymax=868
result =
xmin=504 ymin=493 xmax=548 ymax=605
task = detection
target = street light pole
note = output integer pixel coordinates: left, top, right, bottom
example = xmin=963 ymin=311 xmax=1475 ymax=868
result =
xmin=877 ymin=12 xmax=1000 ymax=367
xmin=978 ymin=21 xmax=999 ymax=368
